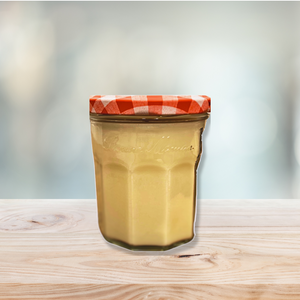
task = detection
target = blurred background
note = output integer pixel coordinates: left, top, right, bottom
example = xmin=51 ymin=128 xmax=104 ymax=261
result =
xmin=0 ymin=1 xmax=300 ymax=199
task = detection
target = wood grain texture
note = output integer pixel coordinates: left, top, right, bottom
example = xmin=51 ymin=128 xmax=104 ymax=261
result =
xmin=0 ymin=199 xmax=300 ymax=299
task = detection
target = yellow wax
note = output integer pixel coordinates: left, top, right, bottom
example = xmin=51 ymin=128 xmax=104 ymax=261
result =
xmin=91 ymin=119 xmax=206 ymax=248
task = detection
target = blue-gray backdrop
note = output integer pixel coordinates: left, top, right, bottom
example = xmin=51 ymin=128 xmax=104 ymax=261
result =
xmin=0 ymin=2 xmax=299 ymax=199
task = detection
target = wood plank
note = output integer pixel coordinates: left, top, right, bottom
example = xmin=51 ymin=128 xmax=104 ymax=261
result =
xmin=0 ymin=199 xmax=300 ymax=299
xmin=1 ymin=284 xmax=300 ymax=300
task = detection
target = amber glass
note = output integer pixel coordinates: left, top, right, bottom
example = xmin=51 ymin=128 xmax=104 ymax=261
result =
xmin=90 ymin=113 xmax=209 ymax=251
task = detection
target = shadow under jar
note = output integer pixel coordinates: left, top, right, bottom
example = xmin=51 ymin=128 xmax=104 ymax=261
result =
xmin=89 ymin=95 xmax=211 ymax=251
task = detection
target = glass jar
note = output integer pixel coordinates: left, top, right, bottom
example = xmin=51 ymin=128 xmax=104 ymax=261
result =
xmin=90 ymin=95 xmax=210 ymax=251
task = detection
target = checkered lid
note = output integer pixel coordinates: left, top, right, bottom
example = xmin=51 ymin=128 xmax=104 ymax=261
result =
xmin=89 ymin=95 xmax=211 ymax=115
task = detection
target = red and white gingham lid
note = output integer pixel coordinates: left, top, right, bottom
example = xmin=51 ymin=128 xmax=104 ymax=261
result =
xmin=89 ymin=95 xmax=211 ymax=115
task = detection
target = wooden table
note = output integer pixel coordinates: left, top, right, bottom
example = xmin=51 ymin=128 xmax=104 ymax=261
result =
xmin=0 ymin=199 xmax=300 ymax=299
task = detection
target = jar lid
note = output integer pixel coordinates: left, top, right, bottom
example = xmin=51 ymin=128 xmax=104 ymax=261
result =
xmin=89 ymin=95 xmax=211 ymax=115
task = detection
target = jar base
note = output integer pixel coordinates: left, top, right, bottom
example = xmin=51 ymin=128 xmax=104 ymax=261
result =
xmin=102 ymin=235 xmax=194 ymax=251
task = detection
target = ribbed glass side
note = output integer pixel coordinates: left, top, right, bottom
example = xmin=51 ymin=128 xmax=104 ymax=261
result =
xmin=90 ymin=114 xmax=208 ymax=251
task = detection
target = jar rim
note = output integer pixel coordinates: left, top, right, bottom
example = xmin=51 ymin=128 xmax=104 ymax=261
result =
xmin=90 ymin=112 xmax=210 ymax=123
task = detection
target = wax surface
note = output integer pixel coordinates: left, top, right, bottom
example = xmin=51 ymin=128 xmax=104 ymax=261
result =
xmin=91 ymin=119 xmax=206 ymax=247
